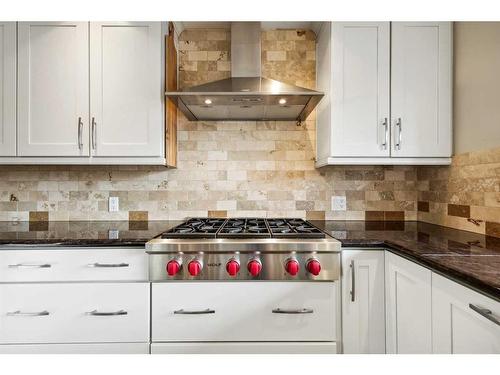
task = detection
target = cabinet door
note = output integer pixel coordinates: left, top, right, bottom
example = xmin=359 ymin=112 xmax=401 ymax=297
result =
xmin=391 ymin=22 xmax=452 ymax=158
xmin=342 ymin=250 xmax=385 ymax=354
xmin=17 ymin=22 xmax=90 ymax=156
xmin=90 ymin=22 xmax=163 ymax=157
xmin=331 ymin=22 xmax=390 ymax=157
xmin=385 ymin=252 xmax=432 ymax=353
xmin=432 ymin=273 xmax=500 ymax=354
xmin=0 ymin=22 xmax=16 ymax=156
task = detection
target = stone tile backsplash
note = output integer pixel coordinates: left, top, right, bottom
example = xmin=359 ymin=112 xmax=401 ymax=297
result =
xmin=417 ymin=146 xmax=500 ymax=237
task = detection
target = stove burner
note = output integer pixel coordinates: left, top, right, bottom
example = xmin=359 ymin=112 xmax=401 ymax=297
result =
xmin=176 ymin=227 xmax=195 ymax=233
xmin=272 ymin=226 xmax=291 ymax=233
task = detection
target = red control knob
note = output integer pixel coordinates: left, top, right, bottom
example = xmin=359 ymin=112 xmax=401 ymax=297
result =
xmin=285 ymin=259 xmax=300 ymax=276
xmin=166 ymin=260 xmax=181 ymax=276
xmin=188 ymin=260 xmax=202 ymax=276
xmin=247 ymin=259 xmax=262 ymax=277
xmin=226 ymin=259 xmax=240 ymax=277
xmin=306 ymin=259 xmax=321 ymax=276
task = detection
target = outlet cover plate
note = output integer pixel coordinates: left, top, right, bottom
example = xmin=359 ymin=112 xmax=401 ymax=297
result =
xmin=331 ymin=196 xmax=347 ymax=211
xmin=109 ymin=197 xmax=119 ymax=212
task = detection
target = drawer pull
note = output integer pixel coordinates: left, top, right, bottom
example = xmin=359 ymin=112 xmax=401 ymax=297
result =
xmin=87 ymin=263 xmax=129 ymax=268
xmin=7 ymin=310 xmax=50 ymax=317
xmin=469 ymin=304 xmax=500 ymax=326
xmin=173 ymin=308 xmax=215 ymax=315
xmin=272 ymin=308 xmax=314 ymax=314
xmin=8 ymin=263 xmax=52 ymax=268
xmin=86 ymin=309 xmax=128 ymax=316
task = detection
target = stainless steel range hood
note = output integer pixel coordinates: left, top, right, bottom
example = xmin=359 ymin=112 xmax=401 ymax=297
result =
xmin=166 ymin=22 xmax=323 ymax=122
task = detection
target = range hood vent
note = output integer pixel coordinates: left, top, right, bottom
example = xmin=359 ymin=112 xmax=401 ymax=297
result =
xmin=166 ymin=22 xmax=323 ymax=122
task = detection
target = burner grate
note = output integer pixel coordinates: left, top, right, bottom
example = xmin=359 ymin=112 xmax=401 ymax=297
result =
xmin=161 ymin=218 xmax=226 ymax=238
xmin=160 ymin=218 xmax=325 ymax=239
xmin=217 ymin=218 xmax=271 ymax=238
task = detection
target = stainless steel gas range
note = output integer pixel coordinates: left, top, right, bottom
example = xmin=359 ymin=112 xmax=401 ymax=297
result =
xmin=146 ymin=218 xmax=341 ymax=354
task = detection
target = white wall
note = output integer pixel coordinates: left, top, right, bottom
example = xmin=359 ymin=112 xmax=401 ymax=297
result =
xmin=454 ymin=22 xmax=500 ymax=154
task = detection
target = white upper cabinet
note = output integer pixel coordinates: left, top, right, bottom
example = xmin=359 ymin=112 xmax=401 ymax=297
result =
xmin=90 ymin=22 xmax=163 ymax=157
xmin=385 ymin=252 xmax=432 ymax=354
xmin=316 ymin=22 xmax=452 ymax=166
xmin=342 ymin=250 xmax=386 ymax=354
xmin=432 ymin=273 xmax=500 ymax=354
xmin=0 ymin=22 xmax=16 ymax=156
xmin=17 ymin=22 xmax=90 ymax=157
xmin=326 ymin=22 xmax=390 ymax=158
xmin=391 ymin=22 xmax=452 ymax=158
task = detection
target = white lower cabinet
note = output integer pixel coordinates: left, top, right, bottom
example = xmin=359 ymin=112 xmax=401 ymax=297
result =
xmin=385 ymin=252 xmax=432 ymax=353
xmin=341 ymin=250 xmax=385 ymax=353
xmin=432 ymin=273 xmax=500 ymax=353
xmin=152 ymin=282 xmax=337 ymax=342
xmin=0 ymin=283 xmax=150 ymax=344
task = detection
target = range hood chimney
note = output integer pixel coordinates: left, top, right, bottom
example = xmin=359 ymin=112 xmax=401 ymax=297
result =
xmin=166 ymin=22 xmax=323 ymax=122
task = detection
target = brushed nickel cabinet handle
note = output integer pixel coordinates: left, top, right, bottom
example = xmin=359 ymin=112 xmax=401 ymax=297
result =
xmin=7 ymin=310 xmax=50 ymax=317
xmin=86 ymin=309 xmax=128 ymax=316
xmin=87 ymin=262 xmax=129 ymax=268
xmin=272 ymin=308 xmax=314 ymax=314
xmin=78 ymin=117 xmax=83 ymax=149
xmin=469 ymin=304 xmax=500 ymax=326
xmin=350 ymin=260 xmax=355 ymax=302
xmin=381 ymin=117 xmax=388 ymax=150
xmin=395 ymin=118 xmax=402 ymax=150
xmin=91 ymin=117 xmax=96 ymax=150
xmin=173 ymin=309 xmax=215 ymax=315
xmin=8 ymin=263 xmax=52 ymax=268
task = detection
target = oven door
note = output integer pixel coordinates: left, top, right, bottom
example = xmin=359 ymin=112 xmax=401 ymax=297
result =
xmin=152 ymin=282 xmax=337 ymax=342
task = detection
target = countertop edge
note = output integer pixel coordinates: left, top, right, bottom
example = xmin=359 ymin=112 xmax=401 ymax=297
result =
xmin=341 ymin=240 xmax=500 ymax=302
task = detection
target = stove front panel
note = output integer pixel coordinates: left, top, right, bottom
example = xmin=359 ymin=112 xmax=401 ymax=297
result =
xmin=149 ymin=252 xmax=340 ymax=282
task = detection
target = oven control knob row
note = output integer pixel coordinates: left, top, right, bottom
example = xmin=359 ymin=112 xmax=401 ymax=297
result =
xmin=188 ymin=260 xmax=202 ymax=276
xmin=226 ymin=259 xmax=240 ymax=277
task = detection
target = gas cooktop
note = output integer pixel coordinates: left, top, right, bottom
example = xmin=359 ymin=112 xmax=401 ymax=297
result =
xmin=160 ymin=218 xmax=325 ymax=239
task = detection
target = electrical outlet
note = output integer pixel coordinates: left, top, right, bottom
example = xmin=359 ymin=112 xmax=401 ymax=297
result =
xmin=331 ymin=196 xmax=347 ymax=211
xmin=109 ymin=196 xmax=119 ymax=212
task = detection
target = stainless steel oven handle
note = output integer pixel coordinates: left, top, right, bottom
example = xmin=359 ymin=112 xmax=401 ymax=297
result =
xmin=7 ymin=310 xmax=50 ymax=317
xmin=8 ymin=263 xmax=52 ymax=268
xmin=272 ymin=308 xmax=314 ymax=314
xmin=350 ymin=260 xmax=355 ymax=302
xmin=87 ymin=262 xmax=129 ymax=268
xmin=173 ymin=308 xmax=215 ymax=315
xmin=469 ymin=304 xmax=500 ymax=326
xmin=86 ymin=309 xmax=128 ymax=316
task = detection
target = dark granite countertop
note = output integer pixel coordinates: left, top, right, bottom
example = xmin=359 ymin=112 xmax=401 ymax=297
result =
xmin=311 ymin=220 xmax=500 ymax=301
xmin=0 ymin=221 xmax=180 ymax=247
xmin=0 ymin=219 xmax=498 ymax=301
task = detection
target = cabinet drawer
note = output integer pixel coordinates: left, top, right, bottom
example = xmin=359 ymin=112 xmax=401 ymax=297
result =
xmin=0 ymin=248 xmax=148 ymax=282
xmin=152 ymin=282 xmax=337 ymax=342
xmin=0 ymin=283 xmax=149 ymax=344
